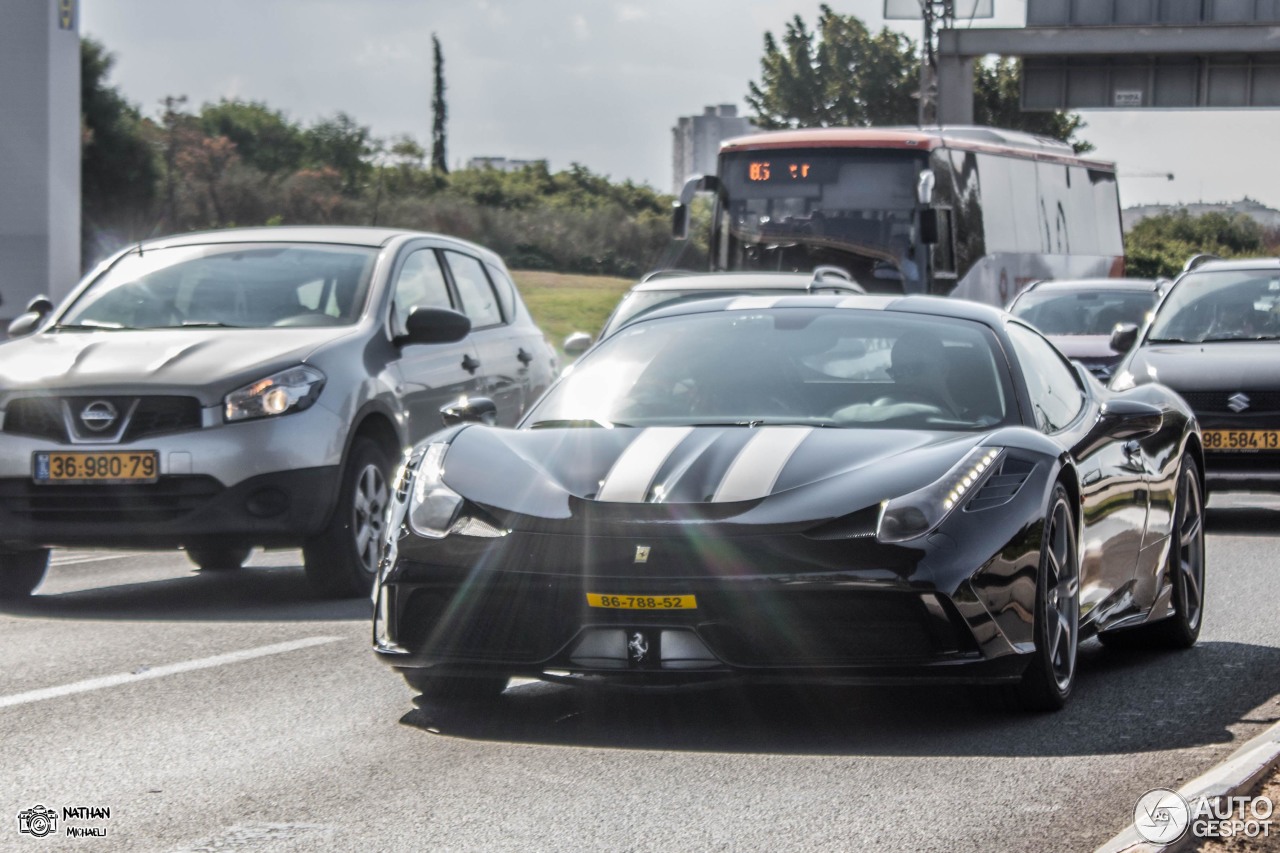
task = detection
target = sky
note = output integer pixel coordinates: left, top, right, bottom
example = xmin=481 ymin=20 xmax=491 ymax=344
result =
xmin=80 ymin=0 xmax=1280 ymax=211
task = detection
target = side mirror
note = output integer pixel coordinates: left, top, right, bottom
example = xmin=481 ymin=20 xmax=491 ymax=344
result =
xmin=1097 ymin=398 xmax=1163 ymax=440
xmin=563 ymin=331 xmax=593 ymax=356
xmin=7 ymin=312 xmax=44 ymax=338
xmin=25 ymin=295 xmax=54 ymax=315
xmin=672 ymin=203 xmax=690 ymax=241
xmin=439 ymin=395 xmax=497 ymax=427
xmin=919 ymin=209 xmax=940 ymax=245
xmin=1109 ymin=322 xmax=1139 ymax=354
xmin=397 ymin=306 xmax=471 ymax=346
xmin=916 ymin=169 xmax=936 ymax=205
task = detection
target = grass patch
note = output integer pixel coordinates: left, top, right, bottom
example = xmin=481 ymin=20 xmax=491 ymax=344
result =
xmin=511 ymin=270 xmax=634 ymax=351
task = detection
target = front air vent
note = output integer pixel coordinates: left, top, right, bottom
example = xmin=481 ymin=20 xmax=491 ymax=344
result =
xmin=965 ymin=457 xmax=1035 ymax=512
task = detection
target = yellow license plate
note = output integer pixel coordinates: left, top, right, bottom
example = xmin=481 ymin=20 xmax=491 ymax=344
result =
xmin=587 ymin=593 xmax=697 ymax=610
xmin=1203 ymin=430 xmax=1280 ymax=452
xmin=34 ymin=450 xmax=159 ymax=484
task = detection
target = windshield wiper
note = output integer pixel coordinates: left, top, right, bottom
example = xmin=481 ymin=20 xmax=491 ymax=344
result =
xmin=528 ymin=418 xmax=632 ymax=429
xmin=1145 ymin=337 xmax=1192 ymax=344
xmin=179 ymin=321 xmax=242 ymax=328
xmin=50 ymin=322 xmax=131 ymax=332
xmin=1201 ymin=334 xmax=1280 ymax=342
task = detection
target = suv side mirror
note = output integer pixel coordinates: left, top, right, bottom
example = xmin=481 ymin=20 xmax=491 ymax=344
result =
xmin=563 ymin=331 xmax=592 ymax=355
xmin=439 ymin=395 xmax=497 ymax=427
xmin=397 ymin=306 xmax=471 ymax=346
xmin=7 ymin=294 xmax=55 ymax=338
xmin=1109 ymin=322 xmax=1139 ymax=354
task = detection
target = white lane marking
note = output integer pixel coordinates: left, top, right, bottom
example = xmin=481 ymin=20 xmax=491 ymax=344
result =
xmin=596 ymin=427 xmax=693 ymax=503
xmin=725 ymin=296 xmax=783 ymax=311
xmin=50 ymin=553 xmax=145 ymax=566
xmin=0 ymin=636 xmax=341 ymax=710
xmin=713 ymin=427 xmax=813 ymax=503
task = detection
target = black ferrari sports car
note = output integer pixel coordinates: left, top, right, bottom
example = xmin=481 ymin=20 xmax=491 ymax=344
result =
xmin=374 ymin=294 xmax=1205 ymax=711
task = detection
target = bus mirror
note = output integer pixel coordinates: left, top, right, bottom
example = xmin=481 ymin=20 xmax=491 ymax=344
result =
xmin=916 ymin=170 xmax=936 ymax=205
xmin=920 ymin=209 xmax=940 ymax=245
xmin=673 ymin=203 xmax=690 ymax=240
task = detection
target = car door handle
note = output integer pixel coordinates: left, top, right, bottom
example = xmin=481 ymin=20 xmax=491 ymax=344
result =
xmin=461 ymin=354 xmax=480 ymax=374
xmin=516 ymin=347 xmax=533 ymax=366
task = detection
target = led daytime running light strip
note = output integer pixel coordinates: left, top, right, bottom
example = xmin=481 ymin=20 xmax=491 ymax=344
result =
xmin=942 ymin=448 xmax=1001 ymax=511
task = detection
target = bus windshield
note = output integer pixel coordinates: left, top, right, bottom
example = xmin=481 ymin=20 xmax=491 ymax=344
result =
xmin=719 ymin=149 xmax=923 ymax=285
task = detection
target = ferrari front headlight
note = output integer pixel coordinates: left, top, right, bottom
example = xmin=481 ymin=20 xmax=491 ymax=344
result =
xmin=876 ymin=446 xmax=1004 ymax=543
xmin=407 ymin=442 xmax=507 ymax=539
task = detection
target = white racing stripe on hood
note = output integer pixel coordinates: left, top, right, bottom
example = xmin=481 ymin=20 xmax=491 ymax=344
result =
xmin=595 ymin=427 xmax=694 ymax=503
xmin=712 ymin=427 xmax=813 ymax=503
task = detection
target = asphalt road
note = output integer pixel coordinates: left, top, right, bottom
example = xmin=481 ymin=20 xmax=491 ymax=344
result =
xmin=2 ymin=493 xmax=1279 ymax=853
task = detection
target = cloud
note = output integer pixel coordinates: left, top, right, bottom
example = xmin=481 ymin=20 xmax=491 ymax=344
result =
xmin=571 ymin=13 xmax=590 ymax=39
xmin=617 ymin=4 xmax=648 ymax=21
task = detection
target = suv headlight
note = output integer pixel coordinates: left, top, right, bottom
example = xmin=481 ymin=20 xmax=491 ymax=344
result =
xmin=224 ymin=365 xmax=325 ymax=423
xmin=408 ymin=442 xmax=507 ymax=539
xmin=876 ymin=446 xmax=1003 ymax=543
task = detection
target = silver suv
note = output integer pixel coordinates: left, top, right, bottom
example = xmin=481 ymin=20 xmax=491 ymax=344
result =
xmin=0 ymin=226 xmax=556 ymax=598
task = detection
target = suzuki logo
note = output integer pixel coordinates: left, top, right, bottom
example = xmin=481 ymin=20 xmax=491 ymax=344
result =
xmin=1228 ymin=392 xmax=1251 ymax=413
xmin=79 ymin=400 xmax=119 ymax=432
xmin=634 ymin=545 xmax=650 ymax=564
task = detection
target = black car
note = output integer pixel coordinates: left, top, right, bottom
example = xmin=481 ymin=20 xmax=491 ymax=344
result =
xmin=1006 ymin=278 xmax=1166 ymax=381
xmin=1111 ymin=257 xmax=1280 ymax=493
xmin=375 ymin=294 xmax=1204 ymax=711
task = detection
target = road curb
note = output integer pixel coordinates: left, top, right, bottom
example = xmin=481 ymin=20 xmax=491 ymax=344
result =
xmin=1096 ymin=716 xmax=1280 ymax=852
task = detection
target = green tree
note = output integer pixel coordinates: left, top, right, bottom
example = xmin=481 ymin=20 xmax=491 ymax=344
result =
xmin=431 ymin=34 xmax=448 ymax=174
xmin=80 ymin=37 xmax=158 ymax=259
xmin=1125 ymin=210 xmax=1263 ymax=278
xmin=746 ymin=4 xmax=1090 ymax=150
xmin=199 ymin=99 xmax=305 ymax=174
xmin=304 ymin=112 xmax=374 ymax=195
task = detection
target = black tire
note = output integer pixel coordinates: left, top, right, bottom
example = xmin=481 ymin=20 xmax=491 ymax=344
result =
xmin=1098 ymin=453 xmax=1205 ymax=650
xmin=304 ymin=437 xmax=392 ymax=598
xmin=402 ymin=670 xmax=509 ymax=705
xmin=0 ymin=549 xmax=51 ymax=600
xmin=1010 ymin=484 xmax=1080 ymax=712
xmin=185 ymin=545 xmax=251 ymax=572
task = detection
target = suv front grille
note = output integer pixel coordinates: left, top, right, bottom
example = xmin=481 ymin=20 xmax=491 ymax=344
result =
xmin=4 ymin=396 xmax=203 ymax=443
xmin=1179 ymin=390 xmax=1280 ymax=415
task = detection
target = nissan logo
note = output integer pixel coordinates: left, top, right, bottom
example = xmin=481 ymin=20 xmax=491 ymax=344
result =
xmin=79 ymin=400 xmax=119 ymax=432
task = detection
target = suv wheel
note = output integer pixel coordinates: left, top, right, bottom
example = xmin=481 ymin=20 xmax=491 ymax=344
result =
xmin=0 ymin=549 xmax=51 ymax=601
xmin=304 ymin=437 xmax=391 ymax=598
xmin=185 ymin=545 xmax=251 ymax=572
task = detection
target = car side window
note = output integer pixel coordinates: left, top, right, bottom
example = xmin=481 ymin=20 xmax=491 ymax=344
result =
xmin=485 ymin=263 xmax=518 ymax=323
xmin=444 ymin=251 xmax=503 ymax=328
xmin=392 ymin=249 xmax=453 ymax=336
xmin=1006 ymin=323 xmax=1085 ymax=433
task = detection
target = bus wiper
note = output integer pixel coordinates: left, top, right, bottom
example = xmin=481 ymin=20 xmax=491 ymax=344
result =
xmin=528 ymin=418 xmax=632 ymax=429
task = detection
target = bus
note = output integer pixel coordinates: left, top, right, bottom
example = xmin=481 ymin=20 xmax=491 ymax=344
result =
xmin=671 ymin=126 xmax=1125 ymax=307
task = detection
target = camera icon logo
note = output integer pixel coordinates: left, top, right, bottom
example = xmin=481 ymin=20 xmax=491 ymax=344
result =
xmin=16 ymin=805 xmax=57 ymax=838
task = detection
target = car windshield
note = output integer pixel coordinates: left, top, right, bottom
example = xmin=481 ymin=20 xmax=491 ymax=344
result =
xmin=529 ymin=308 xmax=1014 ymax=430
xmin=1010 ymin=288 xmax=1157 ymax=335
xmin=58 ymin=243 xmax=379 ymax=330
xmin=1148 ymin=270 xmax=1280 ymax=343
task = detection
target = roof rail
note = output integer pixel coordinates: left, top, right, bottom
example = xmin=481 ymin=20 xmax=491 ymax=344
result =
xmin=639 ymin=268 xmax=699 ymax=283
xmin=1182 ymin=253 xmax=1221 ymax=273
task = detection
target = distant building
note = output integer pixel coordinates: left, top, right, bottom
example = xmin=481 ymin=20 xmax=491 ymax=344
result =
xmin=466 ymin=157 xmax=547 ymax=173
xmin=1123 ymin=198 xmax=1280 ymax=231
xmin=672 ymin=105 xmax=755 ymax=194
